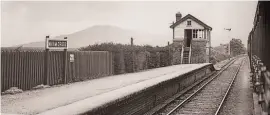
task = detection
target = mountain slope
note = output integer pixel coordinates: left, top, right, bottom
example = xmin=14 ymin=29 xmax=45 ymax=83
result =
xmin=18 ymin=25 xmax=170 ymax=48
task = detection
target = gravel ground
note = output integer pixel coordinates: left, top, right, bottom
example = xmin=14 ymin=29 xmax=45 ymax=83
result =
xmin=219 ymin=58 xmax=254 ymax=115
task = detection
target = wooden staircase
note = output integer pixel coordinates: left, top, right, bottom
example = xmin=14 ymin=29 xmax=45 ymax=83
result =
xmin=182 ymin=47 xmax=191 ymax=64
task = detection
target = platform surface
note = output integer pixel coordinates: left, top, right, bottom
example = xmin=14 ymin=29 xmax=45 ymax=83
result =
xmin=1 ymin=63 xmax=214 ymax=115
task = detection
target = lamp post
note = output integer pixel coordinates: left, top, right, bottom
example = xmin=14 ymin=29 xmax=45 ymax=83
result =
xmin=224 ymin=28 xmax=231 ymax=59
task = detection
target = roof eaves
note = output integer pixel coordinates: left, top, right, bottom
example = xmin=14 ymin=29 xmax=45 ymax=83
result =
xmin=170 ymin=14 xmax=212 ymax=30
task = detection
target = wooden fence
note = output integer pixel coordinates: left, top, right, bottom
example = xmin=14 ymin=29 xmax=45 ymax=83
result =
xmin=66 ymin=51 xmax=113 ymax=83
xmin=1 ymin=50 xmax=113 ymax=92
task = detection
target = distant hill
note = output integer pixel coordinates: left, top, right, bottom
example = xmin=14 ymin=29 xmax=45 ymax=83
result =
xmin=16 ymin=25 xmax=170 ymax=48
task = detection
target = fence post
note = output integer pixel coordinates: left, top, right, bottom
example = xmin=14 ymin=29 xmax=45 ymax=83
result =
xmin=111 ymin=52 xmax=114 ymax=75
xmin=63 ymin=37 xmax=68 ymax=84
xmin=44 ymin=36 xmax=49 ymax=85
xmin=131 ymin=37 xmax=135 ymax=72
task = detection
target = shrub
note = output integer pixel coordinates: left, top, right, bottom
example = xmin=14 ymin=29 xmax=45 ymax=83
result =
xmin=80 ymin=42 xmax=172 ymax=74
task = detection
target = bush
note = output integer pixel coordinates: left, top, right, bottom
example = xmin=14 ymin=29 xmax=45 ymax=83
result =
xmin=80 ymin=42 xmax=172 ymax=74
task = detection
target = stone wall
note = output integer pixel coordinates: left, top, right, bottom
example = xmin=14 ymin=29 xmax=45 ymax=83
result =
xmin=190 ymin=40 xmax=207 ymax=63
xmin=172 ymin=39 xmax=207 ymax=64
xmin=84 ymin=65 xmax=215 ymax=115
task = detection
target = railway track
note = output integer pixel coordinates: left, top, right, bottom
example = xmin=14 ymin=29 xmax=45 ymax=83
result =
xmin=149 ymin=57 xmax=245 ymax=115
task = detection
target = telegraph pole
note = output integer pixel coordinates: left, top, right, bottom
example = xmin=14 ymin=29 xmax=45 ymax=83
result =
xmin=170 ymin=21 xmax=175 ymax=40
xmin=168 ymin=41 xmax=171 ymax=65
xmin=169 ymin=21 xmax=174 ymax=65
xmin=224 ymin=28 xmax=231 ymax=59
xmin=131 ymin=37 xmax=134 ymax=46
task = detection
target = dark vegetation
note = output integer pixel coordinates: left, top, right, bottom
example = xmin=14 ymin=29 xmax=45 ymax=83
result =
xmin=229 ymin=38 xmax=246 ymax=56
xmin=80 ymin=42 xmax=172 ymax=74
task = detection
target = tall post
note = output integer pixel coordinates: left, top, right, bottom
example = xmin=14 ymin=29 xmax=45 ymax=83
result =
xmin=209 ymin=30 xmax=211 ymax=62
xmin=204 ymin=29 xmax=209 ymax=63
xmin=203 ymin=29 xmax=208 ymax=40
xmin=172 ymin=21 xmax=175 ymax=40
xmin=224 ymin=28 xmax=231 ymax=59
xmin=131 ymin=37 xmax=135 ymax=72
xmin=131 ymin=37 xmax=134 ymax=46
xmin=63 ymin=37 xmax=68 ymax=84
xmin=205 ymin=30 xmax=209 ymax=63
xmin=228 ymin=38 xmax=231 ymax=57
xmin=44 ymin=36 xmax=50 ymax=85
xmin=168 ymin=41 xmax=171 ymax=65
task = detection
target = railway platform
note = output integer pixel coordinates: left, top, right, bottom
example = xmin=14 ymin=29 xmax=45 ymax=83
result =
xmin=3 ymin=57 xmax=258 ymax=115
xmin=1 ymin=62 xmax=215 ymax=115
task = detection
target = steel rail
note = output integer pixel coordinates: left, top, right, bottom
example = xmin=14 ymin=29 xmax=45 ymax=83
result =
xmin=165 ymin=57 xmax=242 ymax=115
xmin=148 ymin=58 xmax=237 ymax=115
xmin=150 ymin=58 xmax=236 ymax=115
xmin=150 ymin=58 xmax=235 ymax=115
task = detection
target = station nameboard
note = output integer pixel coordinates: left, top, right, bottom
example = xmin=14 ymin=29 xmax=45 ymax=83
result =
xmin=45 ymin=38 xmax=68 ymax=50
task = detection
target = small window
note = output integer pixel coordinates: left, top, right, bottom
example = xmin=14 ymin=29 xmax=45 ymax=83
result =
xmin=187 ymin=21 xmax=191 ymax=26
xmin=192 ymin=29 xmax=198 ymax=38
xmin=199 ymin=30 xmax=202 ymax=38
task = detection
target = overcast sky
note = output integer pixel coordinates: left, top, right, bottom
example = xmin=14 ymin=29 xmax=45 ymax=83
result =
xmin=1 ymin=1 xmax=257 ymax=47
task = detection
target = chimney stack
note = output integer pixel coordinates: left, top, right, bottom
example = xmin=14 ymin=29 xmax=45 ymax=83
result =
xmin=176 ymin=12 xmax=182 ymax=22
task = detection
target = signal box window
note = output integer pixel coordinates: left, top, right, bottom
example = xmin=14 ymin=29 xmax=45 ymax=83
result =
xmin=187 ymin=21 xmax=191 ymax=26
xmin=193 ymin=29 xmax=198 ymax=38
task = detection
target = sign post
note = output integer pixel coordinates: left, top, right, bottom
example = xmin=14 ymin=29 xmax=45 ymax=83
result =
xmin=63 ymin=37 xmax=68 ymax=84
xmin=45 ymin=36 xmax=68 ymax=84
xmin=44 ymin=36 xmax=50 ymax=85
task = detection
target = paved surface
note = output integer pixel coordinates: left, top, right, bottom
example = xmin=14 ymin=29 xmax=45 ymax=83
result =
xmin=219 ymin=58 xmax=254 ymax=115
xmin=1 ymin=63 xmax=211 ymax=115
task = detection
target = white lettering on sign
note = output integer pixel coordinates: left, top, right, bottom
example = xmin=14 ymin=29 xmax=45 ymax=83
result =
xmin=45 ymin=38 xmax=68 ymax=50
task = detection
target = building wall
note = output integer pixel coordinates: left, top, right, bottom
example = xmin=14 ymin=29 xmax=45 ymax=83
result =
xmin=174 ymin=19 xmax=204 ymax=40
xmin=190 ymin=40 xmax=207 ymax=63
xmin=172 ymin=37 xmax=208 ymax=64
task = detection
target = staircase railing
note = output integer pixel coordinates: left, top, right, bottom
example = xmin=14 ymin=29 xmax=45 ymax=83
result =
xmin=189 ymin=46 xmax=192 ymax=64
xmin=181 ymin=45 xmax=184 ymax=64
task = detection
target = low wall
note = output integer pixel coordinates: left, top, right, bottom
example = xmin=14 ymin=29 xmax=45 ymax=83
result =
xmin=83 ymin=64 xmax=215 ymax=115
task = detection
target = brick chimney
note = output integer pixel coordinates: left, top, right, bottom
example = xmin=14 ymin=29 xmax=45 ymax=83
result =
xmin=176 ymin=12 xmax=182 ymax=22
